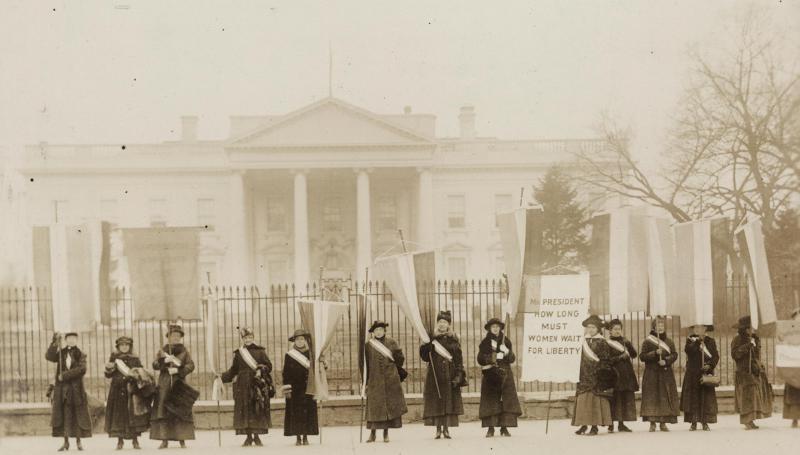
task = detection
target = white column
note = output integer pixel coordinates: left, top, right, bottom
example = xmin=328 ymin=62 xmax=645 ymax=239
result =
xmin=416 ymin=168 xmax=434 ymax=248
xmin=355 ymin=168 xmax=372 ymax=278
xmin=228 ymin=170 xmax=251 ymax=284
xmin=293 ymin=170 xmax=310 ymax=287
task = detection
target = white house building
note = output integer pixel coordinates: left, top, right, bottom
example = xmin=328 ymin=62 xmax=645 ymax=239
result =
xmin=13 ymin=97 xmax=611 ymax=287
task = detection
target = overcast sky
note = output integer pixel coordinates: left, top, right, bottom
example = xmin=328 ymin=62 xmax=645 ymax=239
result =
xmin=1 ymin=0 xmax=798 ymax=167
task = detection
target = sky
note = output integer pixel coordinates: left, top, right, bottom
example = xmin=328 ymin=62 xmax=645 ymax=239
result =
xmin=1 ymin=0 xmax=798 ymax=169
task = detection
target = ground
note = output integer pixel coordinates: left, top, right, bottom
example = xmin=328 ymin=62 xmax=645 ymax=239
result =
xmin=1 ymin=415 xmax=796 ymax=455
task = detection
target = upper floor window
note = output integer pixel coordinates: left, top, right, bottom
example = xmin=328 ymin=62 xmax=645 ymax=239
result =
xmin=377 ymin=195 xmax=397 ymax=231
xmin=447 ymin=195 xmax=466 ymax=229
xmin=323 ymin=197 xmax=342 ymax=232
xmin=196 ymin=198 xmax=215 ymax=228
xmin=266 ymin=198 xmax=286 ymax=232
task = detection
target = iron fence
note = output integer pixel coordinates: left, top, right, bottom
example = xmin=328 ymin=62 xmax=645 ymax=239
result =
xmin=0 ymin=272 xmax=798 ymax=404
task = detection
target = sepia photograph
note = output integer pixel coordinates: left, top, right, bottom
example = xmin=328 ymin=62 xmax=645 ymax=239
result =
xmin=0 ymin=1 xmax=798 ymax=454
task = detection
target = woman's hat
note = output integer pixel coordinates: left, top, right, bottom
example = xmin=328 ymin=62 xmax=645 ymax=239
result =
xmin=582 ymin=315 xmax=604 ymax=328
xmin=484 ymin=317 xmax=505 ymax=331
xmin=368 ymin=320 xmax=389 ymax=333
xmin=166 ymin=325 xmax=184 ymax=337
xmin=436 ymin=310 xmax=452 ymax=324
xmin=732 ymin=315 xmax=752 ymax=330
xmin=237 ymin=326 xmax=254 ymax=338
xmin=115 ymin=336 xmax=133 ymax=347
xmin=288 ymin=328 xmax=311 ymax=342
xmin=605 ymin=318 xmax=623 ymax=330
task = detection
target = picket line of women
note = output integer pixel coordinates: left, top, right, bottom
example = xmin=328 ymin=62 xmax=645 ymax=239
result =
xmin=45 ymin=309 xmax=799 ymax=451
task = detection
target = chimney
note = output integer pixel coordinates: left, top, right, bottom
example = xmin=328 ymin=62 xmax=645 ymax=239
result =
xmin=181 ymin=116 xmax=198 ymax=142
xmin=403 ymin=105 xmax=412 ymax=115
xmin=458 ymin=105 xmax=476 ymax=139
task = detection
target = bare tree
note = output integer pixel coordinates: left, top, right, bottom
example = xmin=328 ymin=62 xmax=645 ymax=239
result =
xmin=576 ymin=12 xmax=799 ymax=233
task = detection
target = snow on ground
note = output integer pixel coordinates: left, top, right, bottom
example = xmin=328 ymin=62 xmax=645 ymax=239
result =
xmin=0 ymin=414 xmax=796 ymax=455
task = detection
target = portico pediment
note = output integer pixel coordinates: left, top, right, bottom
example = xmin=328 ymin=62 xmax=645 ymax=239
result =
xmin=228 ymin=97 xmax=434 ymax=148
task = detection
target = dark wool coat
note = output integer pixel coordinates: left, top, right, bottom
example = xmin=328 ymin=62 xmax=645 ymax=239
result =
xmin=639 ymin=332 xmax=680 ymax=420
xmin=420 ymin=332 xmax=465 ymax=419
xmin=221 ymin=344 xmax=273 ymax=434
xmin=607 ymin=336 xmax=639 ymax=392
xmin=282 ymin=350 xmax=319 ymax=436
xmin=365 ymin=336 xmax=408 ymax=424
xmin=576 ymin=337 xmax=613 ymax=395
xmin=46 ymin=343 xmax=93 ymax=437
xmin=476 ymin=333 xmax=521 ymax=420
xmin=731 ymin=334 xmax=773 ymax=420
xmin=679 ymin=336 xmax=719 ymax=422
xmin=150 ymin=344 xmax=196 ymax=441
xmin=104 ymin=352 xmax=151 ymax=438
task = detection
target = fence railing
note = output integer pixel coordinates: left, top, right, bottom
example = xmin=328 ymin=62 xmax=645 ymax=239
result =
xmin=1 ymin=272 xmax=798 ymax=403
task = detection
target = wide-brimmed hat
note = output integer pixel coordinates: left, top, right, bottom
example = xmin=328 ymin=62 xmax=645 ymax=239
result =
xmin=484 ymin=317 xmax=505 ymax=331
xmin=436 ymin=310 xmax=452 ymax=324
xmin=605 ymin=319 xmax=623 ymax=330
xmin=288 ymin=328 xmax=311 ymax=342
xmin=368 ymin=320 xmax=389 ymax=333
xmin=582 ymin=315 xmax=604 ymax=329
xmin=237 ymin=326 xmax=254 ymax=338
xmin=732 ymin=315 xmax=752 ymax=330
xmin=115 ymin=336 xmax=133 ymax=347
xmin=166 ymin=325 xmax=184 ymax=337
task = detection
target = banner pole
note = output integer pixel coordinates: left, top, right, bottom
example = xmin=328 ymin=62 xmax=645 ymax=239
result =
xmin=545 ymin=381 xmax=553 ymax=434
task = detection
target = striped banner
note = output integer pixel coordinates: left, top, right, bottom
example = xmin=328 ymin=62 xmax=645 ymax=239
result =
xmin=674 ymin=218 xmax=730 ymax=327
xmin=497 ymin=208 xmax=544 ymax=319
xmin=588 ymin=208 xmax=648 ymax=315
xmin=735 ymin=218 xmax=777 ymax=328
xmin=645 ymin=216 xmax=677 ymax=316
xmin=44 ymin=223 xmax=105 ymax=332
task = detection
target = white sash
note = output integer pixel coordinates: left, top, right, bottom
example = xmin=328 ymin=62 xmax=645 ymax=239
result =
xmin=164 ymin=353 xmax=182 ymax=367
xmin=115 ymin=358 xmax=132 ymax=377
xmin=287 ymin=349 xmax=311 ymax=369
xmin=582 ymin=338 xmax=600 ymax=362
xmin=238 ymin=346 xmax=259 ymax=371
xmin=432 ymin=340 xmax=453 ymax=362
xmin=646 ymin=334 xmax=671 ymax=354
xmin=368 ymin=339 xmax=395 ymax=362
xmin=606 ymin=338 xmax=627 ymax=353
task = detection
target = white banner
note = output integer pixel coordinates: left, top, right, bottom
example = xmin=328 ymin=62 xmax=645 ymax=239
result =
xmin=521 ymin=273 xmax=590 ymax=383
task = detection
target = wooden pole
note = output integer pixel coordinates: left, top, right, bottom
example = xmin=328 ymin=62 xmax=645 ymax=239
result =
xmin=545 ymin=381 xmax=554 ymax=434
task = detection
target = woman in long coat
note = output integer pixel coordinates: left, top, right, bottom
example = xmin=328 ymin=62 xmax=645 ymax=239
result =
xmin=221 ymin=327 xmax=273 ymax=446
xmin=150 ymin=325 xmax=196 ymax=448
xmin=680 ymin=324 xmax=719 ymax=431
xmin=639 ymin=316 xmax=679 ymax=432
xmin=785 ymin=308 xmax=800 ymax=428
xmin=731 ymin=315 xmax=774 ymax=429
xmin=420 ymin=310 xmax=465 ymax=440
xmin=364 ymin=321 xmax=408 ymax=443
xmin=477 ymin=317 xmax=521 ymax=437
xmin=46 ymin=332 xmax=92 ymax=451
xmin=605 ymin=319 xmax=639 ymax=433
xmin=573 ymin=315 xmax=613 ymax=436
xmin=282 ymin=329 xmax=319 ymax=446
xmin=104 ymin=336 xmax=151 ymax=449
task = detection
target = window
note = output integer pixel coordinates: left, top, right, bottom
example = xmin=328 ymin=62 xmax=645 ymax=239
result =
xmin=494 ymin=193 xmax=513 ymax=227
xmin=447 ymin=195 xmax=466 ymax=229
xmin=53 ymin=200 xmax=69 ymax=223
xmin=100 ymin=199 xmax=119 ymax=225
xmin=377 ymin=195 xmax=397 ymax=231
xmin=196 ymin=198 xmax=215 ymax=228
xmin=322 ymin=197 xmax=342 ymax=232
xmin=266 ymin=198 xmax=286 ymax=232
xmin=268 ymin=260 xmax=288 ymax=285
xmin=149 ymin=198 xmax=167 ymax=227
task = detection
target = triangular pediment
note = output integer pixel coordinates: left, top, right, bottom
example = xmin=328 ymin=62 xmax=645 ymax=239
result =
xmin=229 ymin=98 xmax=434 ymax=147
